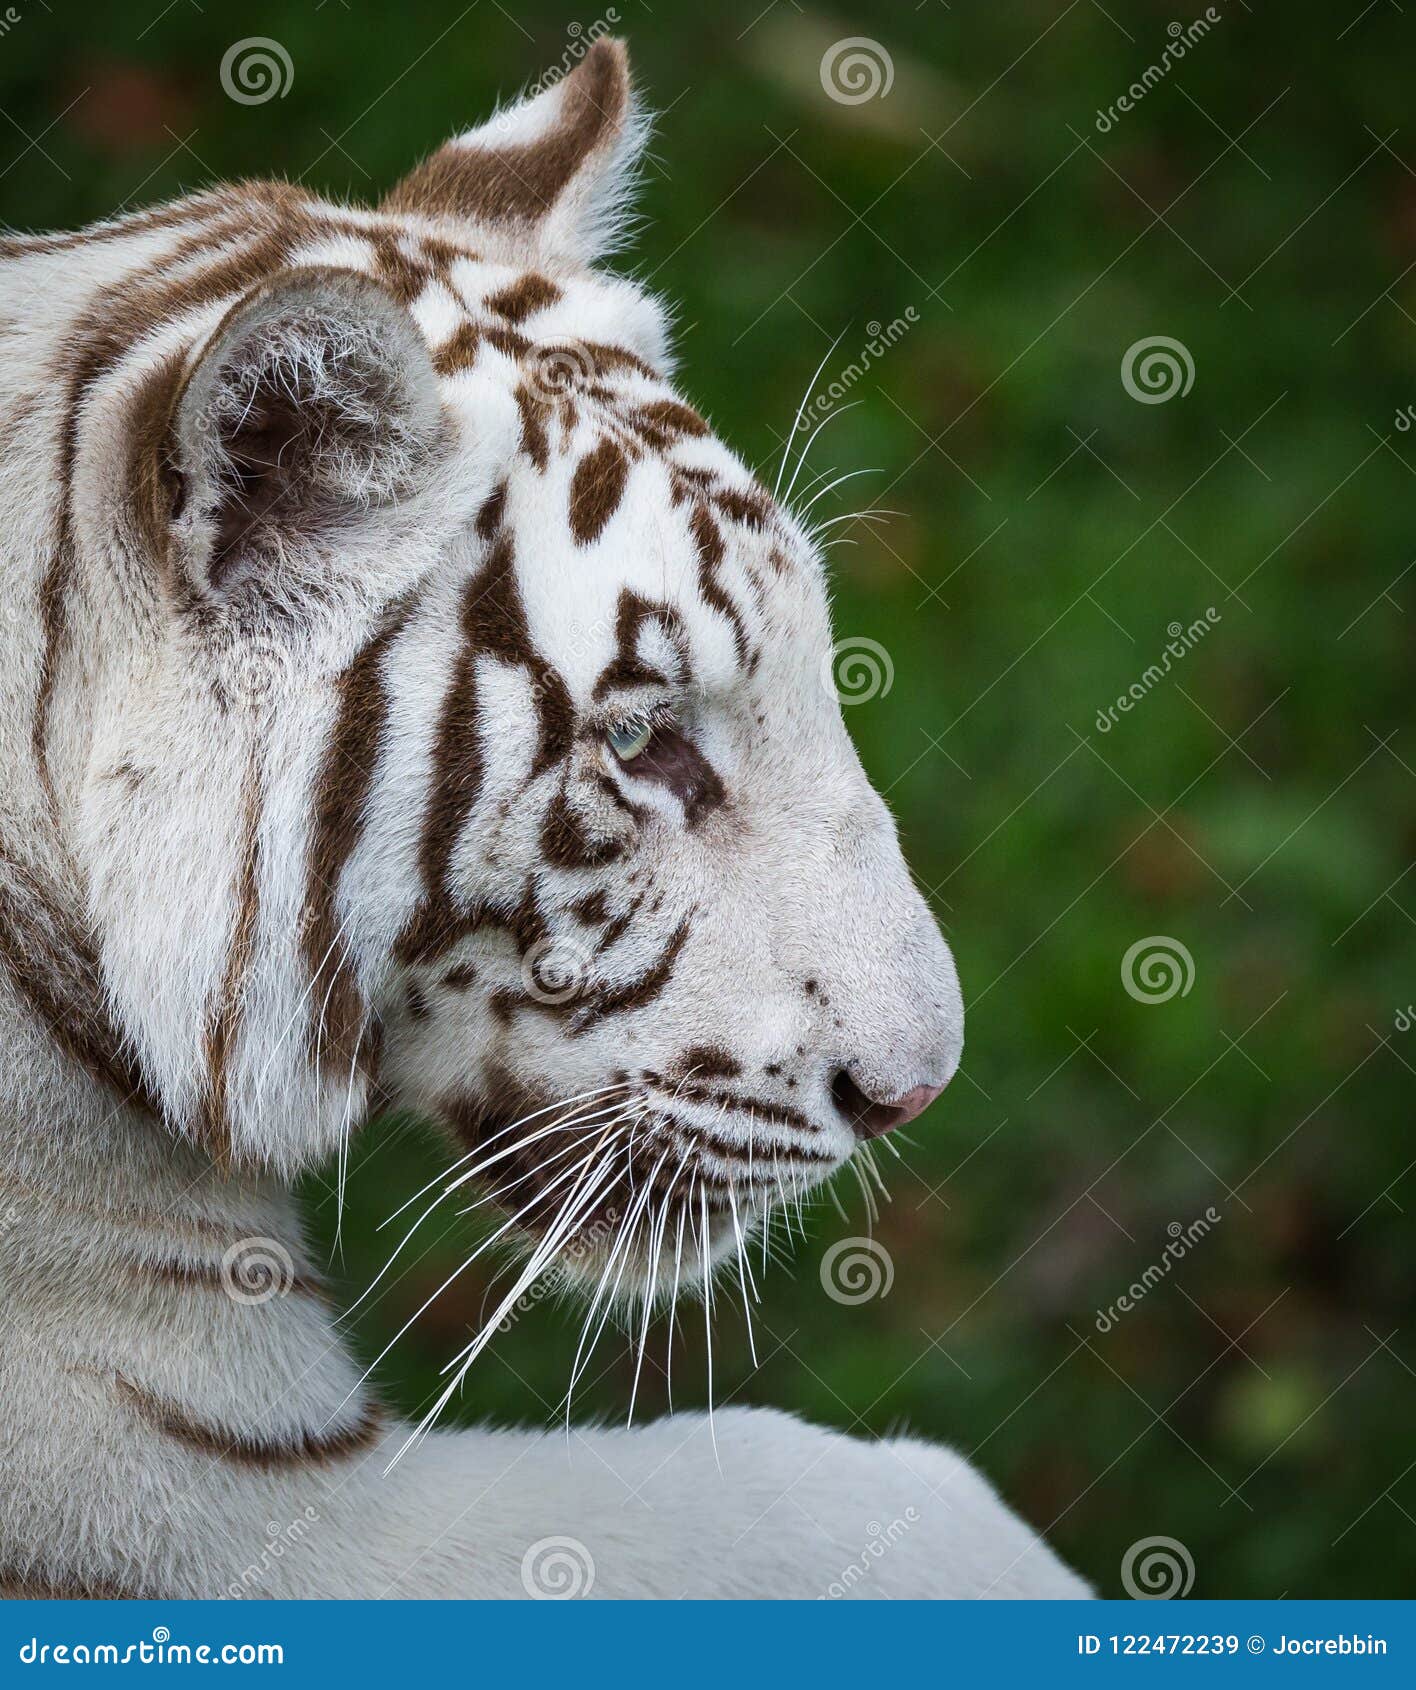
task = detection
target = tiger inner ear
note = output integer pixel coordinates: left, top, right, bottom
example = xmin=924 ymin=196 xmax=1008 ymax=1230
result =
xmin=381 ymin=37 xmax=646 ymax=265
xmin=170 ymin=266 xmax=443 ymax=601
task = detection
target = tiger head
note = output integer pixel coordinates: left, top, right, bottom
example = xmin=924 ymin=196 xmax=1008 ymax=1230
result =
xmin=18 ymin=41 xmax=961 ymax=1282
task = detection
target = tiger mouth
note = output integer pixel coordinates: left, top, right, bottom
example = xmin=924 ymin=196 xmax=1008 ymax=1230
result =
xmin=438 ymin=1080 xmax=848 ymax=1265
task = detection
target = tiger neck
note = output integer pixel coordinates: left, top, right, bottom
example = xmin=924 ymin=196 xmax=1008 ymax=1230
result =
xmin=0 ymin=1059 xmax=380 ymax=1464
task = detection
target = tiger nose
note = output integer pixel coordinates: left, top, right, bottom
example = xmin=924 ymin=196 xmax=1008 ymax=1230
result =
xmin=830 ymin=1070 xmax=948 ymax=1140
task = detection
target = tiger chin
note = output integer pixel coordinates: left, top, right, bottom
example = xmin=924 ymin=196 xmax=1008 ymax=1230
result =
xmin=0 ymin=40 xmax=1089 ymax=1599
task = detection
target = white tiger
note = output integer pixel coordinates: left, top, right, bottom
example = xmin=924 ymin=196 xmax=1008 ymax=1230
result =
xmin=0 ymin=40 xmax=1088 ymax=1599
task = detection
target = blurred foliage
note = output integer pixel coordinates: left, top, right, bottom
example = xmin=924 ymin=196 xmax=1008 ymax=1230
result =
xmin=4 ymin=0 xmax=1412 ymax=1599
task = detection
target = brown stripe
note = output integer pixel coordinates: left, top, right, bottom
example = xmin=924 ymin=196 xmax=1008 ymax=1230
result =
xmin=0 ymin=847 xmax=156 ymax=1112
xmin=569 ymin=915 xmax=691 ymax=1033
xmin=130 ymin=1255 xmax=329 ymax=1302
xmin=486 ymin=272 xmax=562 ymax=322
xmin=302 ymin=607 xmax=411 ymax=1071
xmin=115 ymin=1376 xmax=384 ymax=1469
xmin=689 ymin=502 xmax=750 ymax=666
xmin=198 ymin=754 xmax=262 ymax=1156
xmin=0 ymin=1570 xmax=144 ymax=1600
xmin=569 ymin=436 xmax=629 ymax=545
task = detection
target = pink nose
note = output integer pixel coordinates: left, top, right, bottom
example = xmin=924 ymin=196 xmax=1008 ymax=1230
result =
xmin=831 ymin=1073 xmax=947 ymax=1140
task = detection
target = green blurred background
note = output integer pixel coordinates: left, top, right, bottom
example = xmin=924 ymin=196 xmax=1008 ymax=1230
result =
xmin=4 ymin=0 xmax=1411 ymax=1598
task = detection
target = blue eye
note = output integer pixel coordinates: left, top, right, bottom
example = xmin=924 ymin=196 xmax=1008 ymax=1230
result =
xmin=608 ymin=720 xmax=653 ymax=761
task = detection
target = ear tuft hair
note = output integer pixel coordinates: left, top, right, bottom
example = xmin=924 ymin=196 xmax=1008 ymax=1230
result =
xmin=382 ymin=38 xmax=649 ymax=267
xmin=171 ymin=266 xmax=445 ymax=607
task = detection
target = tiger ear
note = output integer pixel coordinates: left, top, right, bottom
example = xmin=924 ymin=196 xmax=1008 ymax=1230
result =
xmin=382 ymin=37 xmax=647 ymax=265
xmin=170 ymin=266 xmax=446 ymax=608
